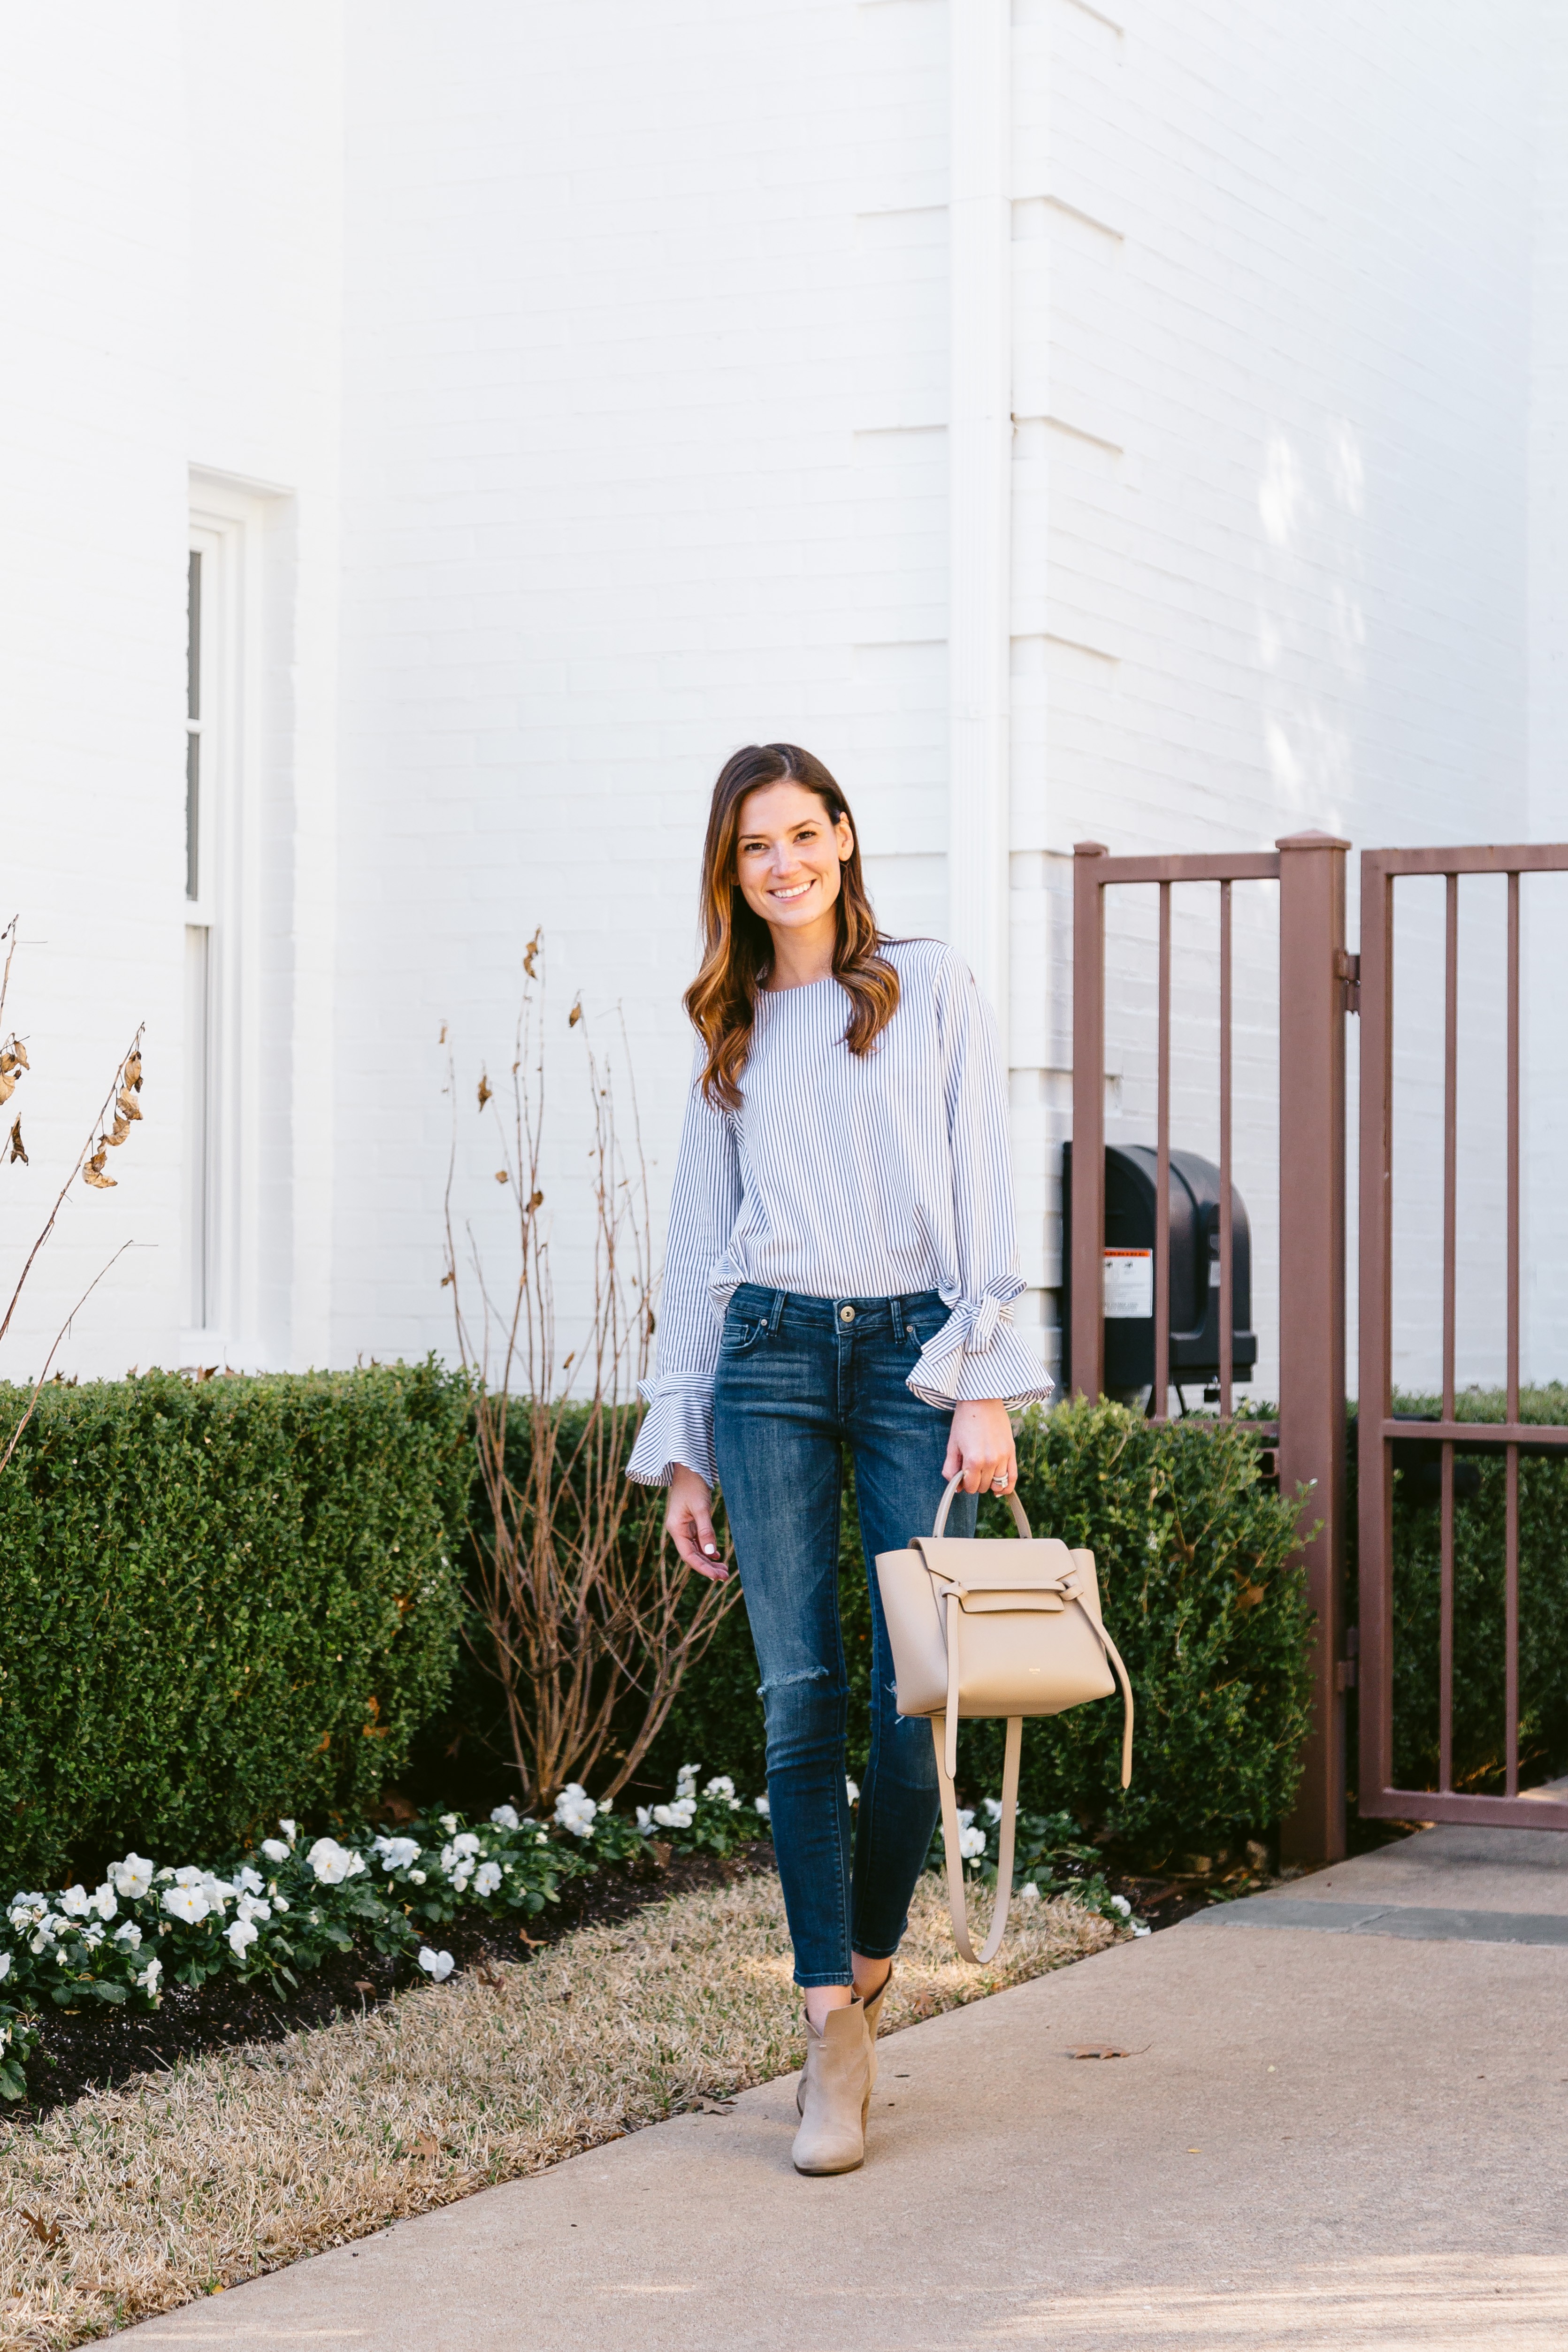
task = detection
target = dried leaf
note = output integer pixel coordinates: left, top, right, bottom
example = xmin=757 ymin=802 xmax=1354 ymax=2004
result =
xmin=1067 ymin=2044 xmax=1144 ymax=2060
xmin=21 ymin=2208 xmax=63 ymax=2246
xmin=115 ymin=1085 xmax=142 ymax=1122
xmin=692 ymin=2096 xmax=734 ymax=2115
xmin=475 ymin=1964 xmax=504 ymax=1991
xmin=352 ymin=1979 xmax=376 ymax=1996
xmin=9 ymin=1040 xmax=29 ymax=1071
xmin=477 ymin=1073 xmax=493 ymax=1110
xmin=6 ymin=1116 xmax=24 ymax=1166
xmin=0 ymin=1071 xmax=15 ymax=1108
xmin=516 ymin=1924 xmax=542 ymax=1949
xmin=82 ymin=1145 xmax=116 ymax=1190
xmin=495 ymin=1169 xmax=509 ymax=1185
xmin=1236 ymin=1583 xmax=1266 ymax=1612
xmin=522 ymin=928 xmax=541 ymax=978
xmin=568 ymin=999 xmax=582 ymax=1028
xmin=528 ymin=1190 xmax=543 ymax=1210
xmin=412 ymin=2131 xmax=442 ymax=2160
xmin=124 ymin=1050 xmax=142 ymax=1090
xmin=106 ymin=1113 xmax=130 ymax=1145
xmin=438 ymin=1022 xmax=448 ymax=1045
xmin=440 ymin=1271 xmax=454 ymax=1288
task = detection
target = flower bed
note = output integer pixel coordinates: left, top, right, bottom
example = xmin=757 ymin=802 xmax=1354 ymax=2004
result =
xmin=0 ymin=1766 xmax=1143 ymax=2105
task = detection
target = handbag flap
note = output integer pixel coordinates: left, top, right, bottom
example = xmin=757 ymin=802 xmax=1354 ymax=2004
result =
xmin=910 ymin=1535 xmax=1080 ymax=1596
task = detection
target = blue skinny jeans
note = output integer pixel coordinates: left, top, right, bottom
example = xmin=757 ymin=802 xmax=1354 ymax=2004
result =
xmin=712 ymin=1285 xmax=976 ymax=1987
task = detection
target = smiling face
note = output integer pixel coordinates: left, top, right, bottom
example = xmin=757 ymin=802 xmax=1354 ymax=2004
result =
xmin=733 ymin=780 xmax=854 ymax=944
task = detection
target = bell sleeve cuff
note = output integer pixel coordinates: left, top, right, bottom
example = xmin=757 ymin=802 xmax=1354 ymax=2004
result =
xmin=626 ymin=1379 xmax=716 ymax=1489
xmin=906 ymin=1281 xmax=1055 ymax=1412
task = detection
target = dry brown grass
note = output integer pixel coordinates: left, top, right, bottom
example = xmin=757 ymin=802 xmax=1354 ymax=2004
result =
xmin=0 ymin=1869 xmax=1116 ymax=2349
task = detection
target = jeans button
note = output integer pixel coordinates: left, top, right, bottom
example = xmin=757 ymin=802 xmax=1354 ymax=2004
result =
xmin=839 ymin=1303 xmax=856 ymax=1323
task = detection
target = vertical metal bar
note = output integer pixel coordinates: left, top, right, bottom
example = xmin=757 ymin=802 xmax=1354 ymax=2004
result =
xmin=1071 ymin=844 xmax=1109 ymax=1400
xmin=1219 ymin=880 xmax=1233 ymax=1421
xmin=1506 ymin=868 xmax=1521 ymax=1794
xmin=1277 ymin=832 xmax=1350 ymax=1863
xmin=1153 ymin=880 xmax=1171 ymax=1423
xmin=1439 ymin=873 xmax=1458 ymax=1794
xmin=1358 ymin=855 xmax=1395 ymax=1809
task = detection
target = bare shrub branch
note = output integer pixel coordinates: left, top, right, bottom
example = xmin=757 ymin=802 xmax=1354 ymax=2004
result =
xmin=444 ymin=934 xmax=734 ymax=1810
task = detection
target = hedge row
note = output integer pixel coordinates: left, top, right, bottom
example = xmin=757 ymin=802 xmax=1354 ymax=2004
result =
xmin=0 ymin=1362 xmax=471 ymax=1887
xmin=0 ymin=1369 xmax=1313 ymax=1885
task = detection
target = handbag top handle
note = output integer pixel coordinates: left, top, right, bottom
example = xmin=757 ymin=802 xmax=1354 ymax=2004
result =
xmin=931 ymin=1469 xmax=1033 ymax=1543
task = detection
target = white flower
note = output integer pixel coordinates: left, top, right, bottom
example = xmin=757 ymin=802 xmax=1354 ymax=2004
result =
xmin=0 ymin=1952 xmax=10 ymax=1982
xmin=956 ymin=1806 xmax=975 ymax=1832
xmin=651 ymin=1798 xmax=696 ymax=1830
xmin=703 ymin=1775 xmax=735 ymax=1802
xmin=958 ymin=1825 xmax=987 ymax=1862
xmin=754 ymin=1794 xmax=770 ymax=1819
xmin=80 ymin=1923 xmax=105 ymax=1950
xmin=845 ymin=1779 xmax=860 ymax=1807
xmin=277 ymin=1818 xmax=298 ymax=1844
xmin=473 ymin=1861 xmax=502 ymax=1897
xmin=162 ymin=1883 xmax=211 ymax=1924
xmin=172 ymin=1865 xmax=205 ymax=1886
xmin=236 ymin=1894 xmax=271 ymax=1924
xmin=92 ymin=1881 xmax=117 ymax=1920
xmin=408 ymin=1870 xmax=426 ymax=1886
xmin=438 ymin=1813 xmax=458 ymax=1834
xmin=553 ymin=1785 xmax=598 ymax=1838
xmin=260 ymin=1838 xmax=290 ymax=1863
xmin=8 ymin=1895 xmax=47 ymax=1930
xmin=1018 ymin=1880 xmax=1041 ymax=1905
xmin=1109 ymin=1894 xmax=1132 ymax=1917
xmin=373 ymin=1835 xmax=421 ymax=1871
xmin=597 ymin=1796 xmax=613 ymax=1815
xmin=674 ymin=1764 xmax=699 ymax=1801
xmin=225 ymin=1917 xmax=260 ymax=1956
xmin=29 ymin=1922 xmax=61 ymax=1954
xmin=60 ymin=1884 xmax=93 ymax=1918
xmin=235 ymin=1865 xmax=265 ymax=1896
xmin=635 ymin=1806 xmax=653 ymax=1833
xmin=535 ymin=1833 xmax=548 ymax=1848
xmin=136 ymin=1956 xmax=162 ymax=1993
xmin=444 ymin=1832 xmax=481 ymax=1864
xmin=109 ymin=1855 xmax=155 ymax=1900
xmin=450 ymin=1867 xmax=473 ymax=1894
xmin=273 ymin=1893 xmax=291 ymax=1910
xmin=981 ymin=1796 xmax=1003 ymax=1826
xmin=489 ymin=1805 xmax=520 ymax=1831
xmin=417 ymin=1947 xmax=455 ymax=1982
xmin=306 ymin=1838 xmax=366 ymax=1886
xmin=200 ymin=1874 xmax=237 ymax=1911
xmin=154 ymin=1867 xmax=175 ymax=1882
xmin=1132 ymin=1922 xmax=1152 ymax=1938
xmin=114 ymin=1921 xmax=142 ymax=1950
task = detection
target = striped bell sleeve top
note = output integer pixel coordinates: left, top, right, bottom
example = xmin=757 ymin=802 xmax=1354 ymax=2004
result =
xmin=626 ymin=936 xmax=1053 ymax=1489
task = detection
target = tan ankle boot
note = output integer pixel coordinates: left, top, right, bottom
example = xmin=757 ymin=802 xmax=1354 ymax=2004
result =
xmin=792 ymin=2001 xmax=872 ymax=2175
xmin=798 ymin=1966 xmax=892 ymax=2115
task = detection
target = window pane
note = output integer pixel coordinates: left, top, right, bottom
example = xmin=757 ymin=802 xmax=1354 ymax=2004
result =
xmin=185 ymin=730 xmax=200 ymax=901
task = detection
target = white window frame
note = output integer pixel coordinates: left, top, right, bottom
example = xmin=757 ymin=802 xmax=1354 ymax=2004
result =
xmin=182 ymin=475 xmax=268 ymax=1364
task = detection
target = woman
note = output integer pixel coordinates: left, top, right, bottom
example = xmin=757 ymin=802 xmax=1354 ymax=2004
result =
xmin=627 ymin=742 xmax=1051 ymax=2175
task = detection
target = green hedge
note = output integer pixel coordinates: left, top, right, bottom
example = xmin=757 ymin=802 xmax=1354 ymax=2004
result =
xmin=0 ymin=1362 xmax=471 ymax=1888
xmin=1354 ymin=1387 xmax=1568 ymax=1795
xmin=648 ymin=1397 xmax=1314 ymax=1859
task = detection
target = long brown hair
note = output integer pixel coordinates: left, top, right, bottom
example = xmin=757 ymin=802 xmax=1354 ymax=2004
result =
xmin=684 ymin=743 xmax=899 ymax=1110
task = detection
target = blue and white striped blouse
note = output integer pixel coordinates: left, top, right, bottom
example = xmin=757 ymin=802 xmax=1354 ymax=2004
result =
xmin=626 ymin=937 xmax=1053 ymax=1488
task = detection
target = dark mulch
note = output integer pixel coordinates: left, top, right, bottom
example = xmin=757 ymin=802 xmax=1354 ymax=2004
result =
xmin=10 ymin=1841 xmax=779 ymax=2124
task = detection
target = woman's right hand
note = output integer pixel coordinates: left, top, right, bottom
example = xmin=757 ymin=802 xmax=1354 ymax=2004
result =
xmin=665 ymin=1466 xmax=728 ymax=1581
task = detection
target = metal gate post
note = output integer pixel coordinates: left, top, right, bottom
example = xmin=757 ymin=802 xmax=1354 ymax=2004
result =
xmin=1070 ymin=843 xmax=1109 ymax=1398
xmin=1277 ymin=832 xmax=1351 ymax=1864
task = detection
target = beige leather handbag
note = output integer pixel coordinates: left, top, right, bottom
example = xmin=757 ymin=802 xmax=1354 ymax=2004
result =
xmin=876 ymin=1474 xmax=1134 ymax=1963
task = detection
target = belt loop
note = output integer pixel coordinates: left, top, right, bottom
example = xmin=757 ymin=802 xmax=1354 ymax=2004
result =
xmin=768 ymin=1290 xmax=787 ymax=1334
xmin=890 ymin=1295 xmax=905 ymax=1342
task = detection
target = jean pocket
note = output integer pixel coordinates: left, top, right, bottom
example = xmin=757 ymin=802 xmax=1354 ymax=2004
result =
xmin=719 ymin=1315 xmax=768 ymax=1358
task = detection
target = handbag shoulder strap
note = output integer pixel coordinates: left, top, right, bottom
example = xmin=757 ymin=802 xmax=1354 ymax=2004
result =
xmin=933 ymin=1714 xmax=1023 ymax=1965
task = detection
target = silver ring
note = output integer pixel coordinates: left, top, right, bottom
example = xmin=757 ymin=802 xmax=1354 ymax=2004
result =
xmin=991 ymin=1475 xmax=1009 ymax=1490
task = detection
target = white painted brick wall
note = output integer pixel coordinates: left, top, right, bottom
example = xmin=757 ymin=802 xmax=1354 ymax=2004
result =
xmin=2 ymin=0 xmax=1565 ymax=1401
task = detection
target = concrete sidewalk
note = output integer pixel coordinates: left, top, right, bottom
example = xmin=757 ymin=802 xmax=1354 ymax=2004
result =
xmin=119 ymin=1827 xmax=1568 ymax=2351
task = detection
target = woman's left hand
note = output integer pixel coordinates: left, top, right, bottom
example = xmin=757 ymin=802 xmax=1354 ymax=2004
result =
xmin=943 ymin=1399 xmax=1017 ymax=1497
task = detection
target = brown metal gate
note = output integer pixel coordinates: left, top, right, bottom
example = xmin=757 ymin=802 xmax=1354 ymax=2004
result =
xmin=1357 ymin=844 xmax=1568 ymax=1830
xmin=1071 ymin=833 xmax=1353 ymax=1861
